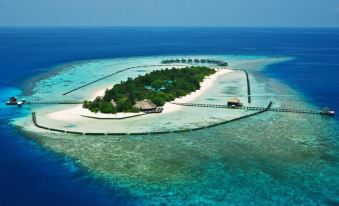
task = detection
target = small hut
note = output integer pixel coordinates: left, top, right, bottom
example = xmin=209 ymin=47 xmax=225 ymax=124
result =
xmin=9 ymin=96 xmax=17 ymax=103
xmin=134 ymin=99 xmax=157 ymax=112
xmin=218 ymin=62 xmax=228 ymax=67
xmin=227 ymin=97 xmax=242 ymax=107
xmin=6 ymin=96 xmax=18 ymax=105
xmin=321 ymin=107 xmax=335 ymax=116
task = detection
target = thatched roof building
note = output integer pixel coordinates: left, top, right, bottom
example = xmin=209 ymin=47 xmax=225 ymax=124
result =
xmin=134 ymin=99 xmax=157 ymax=111
xmin=227 ymin=97 xmax=242 ymax=107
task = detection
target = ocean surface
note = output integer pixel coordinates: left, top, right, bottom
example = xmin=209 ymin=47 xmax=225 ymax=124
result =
xmin=0 ymin=27 xmax=338 ymax=205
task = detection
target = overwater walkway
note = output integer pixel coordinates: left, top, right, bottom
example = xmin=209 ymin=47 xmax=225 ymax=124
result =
xmin=26 ymin=101 xmax=83 ymax=105
xmin=171 ymin=102 xmax=333 ymax=116
xmin=24 ymin=100 xmax=333 ymax=116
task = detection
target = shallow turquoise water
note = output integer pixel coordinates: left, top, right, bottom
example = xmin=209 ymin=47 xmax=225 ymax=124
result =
xmin=20 ymin=55 xmax=291 ymax=133
xmin=2 ymin=27 xmax=339 ymax=206
xmin=15 ymin=55 xmax=339 ymax=205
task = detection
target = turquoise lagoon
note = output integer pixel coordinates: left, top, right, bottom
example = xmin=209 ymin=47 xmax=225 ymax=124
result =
xmin=14 ymin=55 xmax=339 ymax=205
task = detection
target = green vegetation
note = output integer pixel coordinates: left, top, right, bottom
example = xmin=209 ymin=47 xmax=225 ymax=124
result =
xmin=83 ymin=66 xmax=216 ymax=113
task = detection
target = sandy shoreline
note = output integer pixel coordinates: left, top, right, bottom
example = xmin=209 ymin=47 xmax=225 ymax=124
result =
xmin=162 ymin=68 xmax=232 ymax=114
xmin=15 ymin=56 xmax=290 ymax=134
xmin=48 ymin=68 xmax=233 ymax=121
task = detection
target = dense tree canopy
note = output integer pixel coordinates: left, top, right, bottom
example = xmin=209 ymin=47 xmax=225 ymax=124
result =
xmin=83 ymin=66 xmax=215 ymax=113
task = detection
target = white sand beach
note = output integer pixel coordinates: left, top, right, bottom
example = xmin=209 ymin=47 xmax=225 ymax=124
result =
xmin=47 ymin=68 xmax=233 ymax=121
xmin=162 ymin=68 xmax=232 ymax=114
xmin=15 ymin=56 xmax=286 ymax=134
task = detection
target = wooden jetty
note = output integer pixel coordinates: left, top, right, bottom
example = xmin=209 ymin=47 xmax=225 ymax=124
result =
xmin=171 ymin=102 xmax=335 ymax=116
xmin=18 ymin=100 xmax=335 ymax=116
xmin=26 ymin=101 xmax=83 ymax=105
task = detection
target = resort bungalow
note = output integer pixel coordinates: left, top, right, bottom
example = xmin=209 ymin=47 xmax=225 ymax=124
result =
xmin=321 ymin=107 xmax=335 ymax=116
xmin=134 ymin=99 xmax=157 ymax=112
xmin=227 ymin=97 xmax=242 ymax=107
xmin=6 ymin=96 xmax=18 ymax=105
xmin=218 ymin=62 xmax=228 ymax=67
xmin=6 ymin=96 xmax=25 ymax=106
xmin=161 ymin=59 xmax=176 ymax=64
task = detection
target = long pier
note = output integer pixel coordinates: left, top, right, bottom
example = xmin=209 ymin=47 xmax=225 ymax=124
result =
xmin=26 ymin=101 xmax=83 ymax=105
xmin=25 ymin=100 xmax=331 ymax=116
xmin=62 ymin=64 xmax=186 ymax=96
xmin=172 ymin=102 xmax=266 ymax=111
xmin=171 ymin=102 xmax=332 ymax=116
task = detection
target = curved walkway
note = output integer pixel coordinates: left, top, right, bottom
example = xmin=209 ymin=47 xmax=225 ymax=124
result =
xmin=31 ymin=102 xmax=272 ymax=136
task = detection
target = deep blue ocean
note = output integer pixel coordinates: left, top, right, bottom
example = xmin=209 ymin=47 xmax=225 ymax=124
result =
xmin=0 ymin=27 xmax=338 ymax=205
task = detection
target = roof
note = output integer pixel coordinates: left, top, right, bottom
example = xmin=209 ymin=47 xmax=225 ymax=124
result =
xmin=134 ymin=99 xmax=157 ymax=110
xmin=227 ymin=97 xmax=241 ymax=103
xmin=10 ymin=96 xmax=17 ymax=102
xmin=111 ymin=100 xmax=117 ymax=107
xmin=322 ymin=107 xmax=333 ymax=112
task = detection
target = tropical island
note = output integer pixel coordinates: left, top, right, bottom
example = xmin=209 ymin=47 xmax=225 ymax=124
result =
xmin=83 ymin=66 xmax=216 ymax=114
